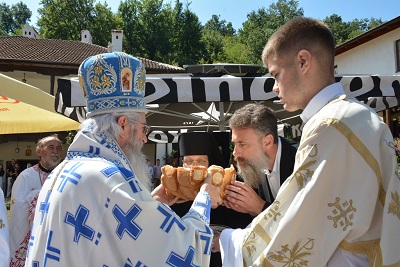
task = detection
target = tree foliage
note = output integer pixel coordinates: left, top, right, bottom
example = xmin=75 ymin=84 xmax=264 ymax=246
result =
xmin=37 ymin=0 xmax=118 ymax=46
xmin=0 ymin=1 xmax=31 ymax=35
xmin=201 ymin=14 xmax=239 ymax=63
xmin=323 ymin=15 xmax=384 ymax=45
xmin=169 ymin=1 xmax=205 ymax=65
xmin=0 ymin=0 xmax=388 ymax=67
xmin=239 ymin=0 xmax=304 ymax=64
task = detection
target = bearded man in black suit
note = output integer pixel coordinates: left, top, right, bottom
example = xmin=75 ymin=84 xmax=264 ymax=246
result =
xmin=223 ymin=103 xmax=297 ymax=216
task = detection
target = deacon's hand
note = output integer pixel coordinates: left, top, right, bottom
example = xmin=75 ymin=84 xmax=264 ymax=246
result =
xmin=223 ymin=180 xmax=266 ymax=217
xmin=200 ymin=174 xmax=222 ymax=209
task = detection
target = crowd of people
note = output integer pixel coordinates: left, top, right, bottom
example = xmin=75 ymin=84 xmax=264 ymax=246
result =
xmin=1 ymin=17 xmax=399 ymax=267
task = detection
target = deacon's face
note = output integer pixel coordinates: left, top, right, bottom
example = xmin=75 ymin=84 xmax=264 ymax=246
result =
xmin=183 ymin=155 xmax=209 ymax=168
xmin=267 ymin=55 xmax=304 ymax=112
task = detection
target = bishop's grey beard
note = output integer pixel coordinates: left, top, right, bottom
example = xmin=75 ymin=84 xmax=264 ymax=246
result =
xmin=236 ymin=146 xmax=269 ymax=188
xmin=122 ymin=132 xmax=151 ymax=191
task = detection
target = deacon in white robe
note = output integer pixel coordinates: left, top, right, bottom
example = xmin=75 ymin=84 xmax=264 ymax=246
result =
xmin=220 ymin=83 xmax=400 ymax=266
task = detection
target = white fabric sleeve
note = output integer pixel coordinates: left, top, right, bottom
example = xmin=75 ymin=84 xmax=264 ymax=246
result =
xmin=220 ymin=228 xmax=247 ymax=267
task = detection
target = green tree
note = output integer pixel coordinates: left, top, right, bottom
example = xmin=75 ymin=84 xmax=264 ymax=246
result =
xmin=323 ymin=14 xmax=349 ymax=45
xmin=223 ymin=35 xmax=252 ymax=64
xmin=239 ymin=0 xmax=303 ymax=64
xmin=0 ymin=1 xmax=31 ymax=35
xmin=201 ymin=14 xmax=237 ymax=63
xmin=118 ymin=0 xmax=143 ymax=56
xmin=91 ymin=3 xmax=122 ymax=47
xmin=204 ymin=14 xmax=236 ymax=36
xmin=37 ymin=0 xmax=118 ymax=45
xmin=138 ymin=0 xmax=172 ymax=60
xmin=324 ymin=15 xmax=385 ymax=45
xmin=201 ymin=29 xmax=225 ymax=63
xmin=168 ymin=1 xmax=205 ymax=65
xmin=118 ymin=0 xmax=172 ymax=61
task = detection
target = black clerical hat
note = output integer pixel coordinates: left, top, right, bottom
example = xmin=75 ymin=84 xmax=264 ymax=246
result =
xmin=178 ymin=132 xmax=226 ymax=167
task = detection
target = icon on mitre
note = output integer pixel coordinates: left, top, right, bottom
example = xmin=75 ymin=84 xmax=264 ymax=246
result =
xmin=121 ymin=68 xmax=132 ymax=92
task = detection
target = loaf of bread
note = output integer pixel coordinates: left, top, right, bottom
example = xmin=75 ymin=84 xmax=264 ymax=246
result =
xmin=161 ymin=164 xmax=236 ymax=200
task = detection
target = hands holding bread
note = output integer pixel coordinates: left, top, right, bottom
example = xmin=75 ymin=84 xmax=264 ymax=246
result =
xmin=152 ymin=164 xmax=237 ymax=208
xmin=223 ymin=180 xmax=267 ymax=217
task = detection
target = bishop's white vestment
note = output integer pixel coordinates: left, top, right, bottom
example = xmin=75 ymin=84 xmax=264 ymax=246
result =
xmin=26 ymin=129 xmax=214 ymax=266
xmin=220 ymin=83 xmax=400 ymax=266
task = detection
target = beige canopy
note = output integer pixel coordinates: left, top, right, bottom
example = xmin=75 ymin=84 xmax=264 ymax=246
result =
xmin=0 ymin=73 xmax=80 ymax=134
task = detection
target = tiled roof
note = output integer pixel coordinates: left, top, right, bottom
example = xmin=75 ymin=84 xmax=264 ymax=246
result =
xmin=0 ymin=36 xmax=184 ymax=72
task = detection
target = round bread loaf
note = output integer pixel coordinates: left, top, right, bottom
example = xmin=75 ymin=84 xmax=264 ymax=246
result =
xmin=161 ymin=164 xmax=236 ymax=200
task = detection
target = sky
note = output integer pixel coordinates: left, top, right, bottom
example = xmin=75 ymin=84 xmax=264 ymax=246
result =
xmin=6 ymin=0 xmax=400 ymax=30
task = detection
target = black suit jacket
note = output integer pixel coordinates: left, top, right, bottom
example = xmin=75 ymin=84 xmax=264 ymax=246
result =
xmin=258 ymin=137 xmax=298 ymax=207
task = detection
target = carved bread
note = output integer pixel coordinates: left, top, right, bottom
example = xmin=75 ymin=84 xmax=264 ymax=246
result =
xmin=208 ymin=165 xmax=225 ymax=187
xmin=220 ymin=165 xmax=237 ymax=198
xmin=161 ymin=164 xmax=236 ymax=200
xmin=160 ymin=165 xmax=179 ymax=198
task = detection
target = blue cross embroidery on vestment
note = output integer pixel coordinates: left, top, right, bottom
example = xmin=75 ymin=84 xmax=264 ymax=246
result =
xmin=88 ymin=145 xmax=100 ymax=155
xmin=105 ymin=197 xmax=110 ymax=209
xmin=157 ymin=203 xmax=186 ymax=233
xmin=57 ymin=162 xmax=83 ymax=193
xmin=128 ymin=179 xmax=143 ymax=193
xmin=124 ymin=258 xmax=148 ymax=267
xmin=193 ymin=194 xmax=211 ymax=219
xmin=32 ymin=261 xmax=39 ymax=267
xmin=64 ymin=204 xmax=95 ymax=243
xmin=198 ymin=226 xmax=212 ymax=255
xmin=166 ymin=246 xmax=199 ymax=267
xmin=39 ymin=190 xmax=52 ymax=225
xmin=43 ymin=230 xmax=61 ymax=266
xmin=112 ymin=204 xmax=142 ymax=240
xmin=95 ymin=232 xmax=102 ymax=245
xmin=101 ymin=166 xmax=135 ymax=181
xmin=27 ymin=229 xmax=35 ymax=257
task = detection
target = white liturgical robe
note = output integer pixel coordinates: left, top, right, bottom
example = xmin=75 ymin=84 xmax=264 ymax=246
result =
xmin=220 ymin=83 xmax=400 ymax=266
xmin=26 ymin=129 xmax=214 ymax=266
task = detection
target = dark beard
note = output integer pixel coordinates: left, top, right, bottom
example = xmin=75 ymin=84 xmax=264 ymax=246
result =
xmin=122 ymin=131 xmax=151 ymax=191
xmin=236 ymin=147 xmax=269 ymax=188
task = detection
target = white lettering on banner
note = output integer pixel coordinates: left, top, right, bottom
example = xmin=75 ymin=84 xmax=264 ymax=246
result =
xmin=380 ymin=76 xmax=400 ymax=96
xmin=167 ymin=131 xmax=180 ymax=143
xmin=291 ymin=124 xmax=303 ymax=139
xmin=201 ymin=77 xmax=244 ymax=101
xmin=148 ymin=131 xmax=169 ymax=143
xmin=144 ymin=78 xmax=171 ymax=104
xmin=365 ymin=97 xmax=399 ymax=112
xmin=250 ymin=77 xmax=276 ymax=100
xmin=340 ymin=76 xmax=374 ymax=98
xmin=174 ymin=77 xmax=194 ymax=102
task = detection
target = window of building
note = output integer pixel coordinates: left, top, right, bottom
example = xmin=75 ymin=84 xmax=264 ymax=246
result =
xmin=396 ymin=39 xmax=400 ymax=73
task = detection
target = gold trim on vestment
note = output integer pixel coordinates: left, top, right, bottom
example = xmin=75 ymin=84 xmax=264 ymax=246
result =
xmin=320 ymin=118 xmax=386 ymax=206
xmin=339 ymin=239 xmax=382 ymax=266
